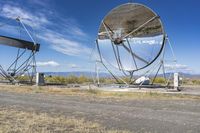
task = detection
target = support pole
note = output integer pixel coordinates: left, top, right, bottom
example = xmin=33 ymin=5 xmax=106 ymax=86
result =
xmin=16 ymin=17 xmax=36 ymax=45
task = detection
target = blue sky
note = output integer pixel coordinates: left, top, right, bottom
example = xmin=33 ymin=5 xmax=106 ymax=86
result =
xmin=0 ymin=0 xmax=199 ymax=74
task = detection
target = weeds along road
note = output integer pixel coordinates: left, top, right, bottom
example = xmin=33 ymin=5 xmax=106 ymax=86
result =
xmin=0 ymin=90 xmax=200 ymax=133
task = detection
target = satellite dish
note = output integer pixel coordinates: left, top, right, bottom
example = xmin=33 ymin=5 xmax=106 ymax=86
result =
xmin=97 ymin=3 xmax=165 ymax=72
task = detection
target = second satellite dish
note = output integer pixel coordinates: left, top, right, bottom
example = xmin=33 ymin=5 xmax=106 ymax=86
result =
xmin=97 ymin=3 xmax=165 ymax=72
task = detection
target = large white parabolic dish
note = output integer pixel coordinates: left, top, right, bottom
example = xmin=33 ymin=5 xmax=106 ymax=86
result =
xmin=97 ymin=3 xmax=165 ymax=72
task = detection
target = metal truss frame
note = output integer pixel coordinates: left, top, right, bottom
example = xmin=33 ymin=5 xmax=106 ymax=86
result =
xmin=0 ymin=17 xmax=39 ymax=84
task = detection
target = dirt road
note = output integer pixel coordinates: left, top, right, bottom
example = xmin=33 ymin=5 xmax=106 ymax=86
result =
xmin=0 ymin=90 xmax=200 ymax=133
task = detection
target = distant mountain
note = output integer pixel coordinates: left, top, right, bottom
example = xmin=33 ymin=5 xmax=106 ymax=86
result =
xmin=157 ymin=72 xmax=200 ymax=79
xmin=43 ymin=71 xmax=110 ymax=78
xmin=42 ymin=71 xmax=200 ymax=79
xmin=178 ymin=72 xmax=200 ymax=79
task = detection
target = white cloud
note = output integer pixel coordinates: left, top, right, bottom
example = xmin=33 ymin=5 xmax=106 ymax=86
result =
xmin=165 ymin=64 xmax=188 ymax=69
xmin=0 ymin=3 xmax=91 ymax=58
xmin=0 ymin=4 xmax=49 ymax=28
xmin=37 ymin=61 xmax=60 ymax=67
xmin=38 ymin=31 xmax=91 ymax=57
xmin=53 ymin=17 xmax=88 ymax=38
xmin=27 ymin=0 xmax=48 ymax=7
xmin=68 ymin=64 xmax=79 ymax=68
xmin=0 ymin=22 xmax=19 ymax=35
xmin=164 ymin=63 xmax=193 ymax=73
xmin=69 ymin=26 xmax=87 ymax=37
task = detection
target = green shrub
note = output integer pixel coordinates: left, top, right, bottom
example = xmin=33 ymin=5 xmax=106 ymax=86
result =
xmin=16 ymin=75 xmax=30 ymax=81
xmin=153 ymin=77 xmax=166 ymax=84
xmin=191 ymin=79 xmax=200 ymax=85
xmin=45 ymin=76 xmax=66 ymax=84
xmin=45 ymin=75 xmax=93 ymax=84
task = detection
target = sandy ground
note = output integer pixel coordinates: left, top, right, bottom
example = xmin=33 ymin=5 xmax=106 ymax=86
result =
xmin=0 ymin=88 xmax=200 ymax=133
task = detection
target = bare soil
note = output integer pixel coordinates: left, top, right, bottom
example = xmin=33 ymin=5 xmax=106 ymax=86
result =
xmin=0 ymin=87 xmax=200 ymax=133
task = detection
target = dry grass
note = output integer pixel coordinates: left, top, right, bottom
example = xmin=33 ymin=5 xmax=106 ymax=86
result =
xmin=0 ymin=107 xmax=130 ymax=133
xmin=0 ymin=84 xmax=200 ymax=100
xmin=91 ymin=90 xmax=200 ymax=100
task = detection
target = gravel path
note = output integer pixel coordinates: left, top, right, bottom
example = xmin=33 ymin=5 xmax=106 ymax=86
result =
xmin=0 ymin=90 xmax=200 ymax=133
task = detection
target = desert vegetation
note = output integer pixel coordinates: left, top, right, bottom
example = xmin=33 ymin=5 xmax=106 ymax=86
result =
xmin=3 ymin=74 xmax=200 ymax=86
xmin=45 ymin=75 xmax=171 ymax=85
xmin=45 ymin=75 xmax=93 ymax=84
xmin=181 ymin=78 xmax=200 ymax=86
